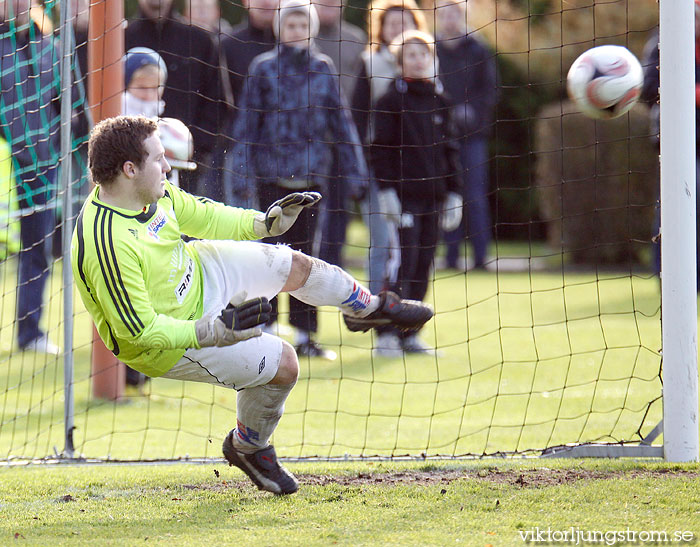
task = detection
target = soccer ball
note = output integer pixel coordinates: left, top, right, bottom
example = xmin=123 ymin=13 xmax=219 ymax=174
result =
xmin=157 ymin=117 xmax=196 ymax=171
xmin=566 ymin=45 xmax=643 ymax=120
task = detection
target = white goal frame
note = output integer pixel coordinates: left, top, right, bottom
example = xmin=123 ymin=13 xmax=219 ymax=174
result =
xmin=658 ymin=0 xmax=699 ymax=462
xmin=52 ymin=0 xmax=697 ymax=463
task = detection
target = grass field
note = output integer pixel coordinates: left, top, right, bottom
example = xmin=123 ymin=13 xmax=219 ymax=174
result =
xmin=1 ymin=460 xmax=698 ymax=545
xmin=1 ymin=225 xmax=696 ymax=545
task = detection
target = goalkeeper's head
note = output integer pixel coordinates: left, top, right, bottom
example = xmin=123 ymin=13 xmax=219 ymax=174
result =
xmin=88 ymin=115 xmax=160 ymax=187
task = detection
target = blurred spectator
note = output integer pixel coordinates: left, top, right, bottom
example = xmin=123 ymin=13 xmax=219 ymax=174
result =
xmin=126 ymin=0 xmax=225 ymax=196
xmin=435 ymin=0 xmax=497 ymax=270
xmin=182 ymin=0 xmax=235 ymax=111
xmin=313 ymin=0 xmax=365 ymax=100
xmin=222 ymin=0 xmax=278 ymax=106
xmin=219 ymin=0 xmax=278 ymax=208
xmin=0 ymin=0 xmax=63 ymax=353
xmin=371 ymin=30 xmax=462 ymax=356
xmin=350 ymin=0 xmax=427 ymax=297
xmin=351 ymin=0 xmax=427 ymax=142
xmin=121 ymin=50 xmax=197 ymax=187
xmin=183 ymin=0 xmax=234 ymax=36
xmin=228 ymin=0 xmax=367 ymax=359
xmin=312 ymin=0 xmax=367 ymax=266
xmin=182 ymin=0 xmax=240 ymax=205
xmin=122 ymin=47 xmax=168 ymax=118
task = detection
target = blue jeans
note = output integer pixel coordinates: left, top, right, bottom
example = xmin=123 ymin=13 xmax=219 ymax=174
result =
xmin=444 ymin=137 xmax=492 ymax=268
xmin=362 ymin=180 xmax=393 ymax=293
xmin=17 ymin=208 xmax=54 ymax=347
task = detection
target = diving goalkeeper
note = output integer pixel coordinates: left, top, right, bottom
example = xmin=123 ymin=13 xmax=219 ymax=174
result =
xmin=72 ymin=115 xmax=433 ymax=495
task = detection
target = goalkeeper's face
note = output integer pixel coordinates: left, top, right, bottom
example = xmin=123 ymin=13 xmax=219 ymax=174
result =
xmin=133 ymin=133 xmax=171 ymax=205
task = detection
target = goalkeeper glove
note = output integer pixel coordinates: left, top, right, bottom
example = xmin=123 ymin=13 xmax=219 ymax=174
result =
xmin=195 ymin=296 xmax=272 ymax=348
xmin=253 ymin=191 xmax=322 ymax=238
xmin=441 ymin=192 xmax=463 ymax=233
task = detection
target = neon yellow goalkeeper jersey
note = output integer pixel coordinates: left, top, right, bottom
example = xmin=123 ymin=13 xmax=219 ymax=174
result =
xmin=71 ymin=180 xmax=259 ymax=377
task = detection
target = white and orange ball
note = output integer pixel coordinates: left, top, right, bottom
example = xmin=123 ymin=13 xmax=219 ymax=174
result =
xmin=567 ymin=45 xmax=643 ymax=120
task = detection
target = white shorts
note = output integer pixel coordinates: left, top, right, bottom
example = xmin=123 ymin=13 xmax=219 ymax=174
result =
xmin=162 ymin=240 xmax=293 ymax=390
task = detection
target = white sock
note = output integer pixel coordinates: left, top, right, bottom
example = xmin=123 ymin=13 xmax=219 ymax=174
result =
xmin=289 ymin=257 xmax=379 ymax=318
xmin=232 ymin=382 xmax=295 ymax=454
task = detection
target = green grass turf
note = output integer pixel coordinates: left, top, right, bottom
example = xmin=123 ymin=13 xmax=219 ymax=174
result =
xmin=0 ymin=225 xmax=663 ymax=461
xmin=0 ymin=460 xmax=698 ymax=545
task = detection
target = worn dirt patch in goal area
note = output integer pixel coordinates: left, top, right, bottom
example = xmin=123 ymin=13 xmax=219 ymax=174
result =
xmin=300 ymin=467 xmax=700 ymax=489
xmin=190 ymin=467 xmax=699 ymax=491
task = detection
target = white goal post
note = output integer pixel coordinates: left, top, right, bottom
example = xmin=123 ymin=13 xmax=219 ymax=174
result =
xmin=659 ymin=0 xmax=699 ymax=462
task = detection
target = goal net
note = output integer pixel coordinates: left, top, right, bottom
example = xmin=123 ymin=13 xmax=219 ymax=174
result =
xmin=0 ymin=0 xmax=679 ymax=463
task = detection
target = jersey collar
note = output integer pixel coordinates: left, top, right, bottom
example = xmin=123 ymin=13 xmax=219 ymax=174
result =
xmin=92 ymin=189 xmax=159 ymax=224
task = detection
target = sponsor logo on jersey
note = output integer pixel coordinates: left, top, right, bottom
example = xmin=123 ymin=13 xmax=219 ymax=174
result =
xmin=146 ymin=210 xmax=167 ymax=240
xmin=258 ymin=356 xmax=266 ymax=374
xmin=174 ymin=257 xmax=195 ymax=304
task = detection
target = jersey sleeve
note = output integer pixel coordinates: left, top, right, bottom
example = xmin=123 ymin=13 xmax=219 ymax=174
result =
xmin=166 ymin=181 xmax=260 ymax=241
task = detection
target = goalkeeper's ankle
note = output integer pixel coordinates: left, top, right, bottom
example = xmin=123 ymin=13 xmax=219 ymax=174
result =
xmin=340 ymin=287 xmax=380 ymax=318
xmin=354 ymin=295 xmax=380 ymax=318
xmin=230 ymin=428 xmax=263 ymax=454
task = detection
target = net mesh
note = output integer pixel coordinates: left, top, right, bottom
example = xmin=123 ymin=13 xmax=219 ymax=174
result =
xmin=0 ymin=0 xmax=663 ymax=462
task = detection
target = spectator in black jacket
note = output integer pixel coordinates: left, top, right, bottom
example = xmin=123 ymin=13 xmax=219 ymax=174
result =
xmin=435 ymin=0 xmax=498 ymax=270
xmin=371 ymin=30 xmax=462 ymax=356
xmin=126 ymin=0 xmax=225 ymax=196
xmin=218 ymin=0 xmax=278 ymax=208
xmin=222 ymin=0 xmax=278 ymax=106
xmin=184 ymin=0 xmax=234 ymax=37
